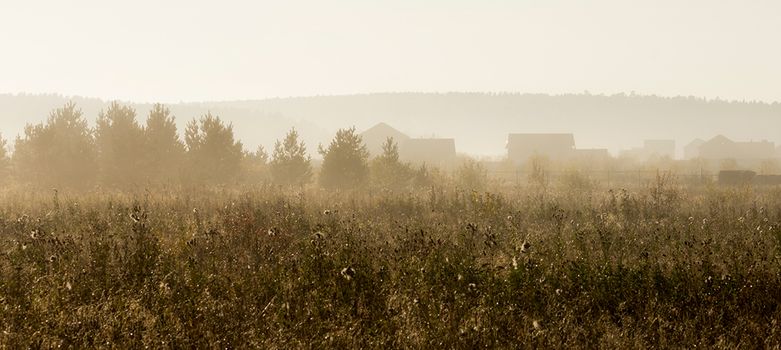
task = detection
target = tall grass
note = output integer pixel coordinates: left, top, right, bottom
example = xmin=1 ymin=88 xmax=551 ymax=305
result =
xmin=1 ymin=182 xmax=780 ymax=348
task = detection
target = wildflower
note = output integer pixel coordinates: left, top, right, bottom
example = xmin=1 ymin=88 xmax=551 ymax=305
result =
xmin=341 ymin=267 xmax=356 ymax=281
xmin=65 ymin=281 xmax=72 ymax=291
xmin=267 ymin=228 xmax=277 ymax=236
xmin=323 ymin=209 xmax=332 ymax=215
xmin=30 ymin=230 xmax=39 ymax=240
xmin=555 ymin=288 xmax=562 ymax=296
xmin=533 ymin=320 xmax=542 ymax=330
xmin=512 ymin=257 xmax=519 ymax=270
xmin=506 ymin=215 xmax=513 ymax=221
xmin=468 ymin=283 xmax=477 ymax=291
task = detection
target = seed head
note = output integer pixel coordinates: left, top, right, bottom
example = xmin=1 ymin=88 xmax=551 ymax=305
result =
xmin=521 ymin=241 xmax=531 ymax=253
xmin=340 ymin=267 xmax=356 ymax=281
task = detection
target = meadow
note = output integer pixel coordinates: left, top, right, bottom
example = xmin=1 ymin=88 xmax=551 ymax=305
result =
xmin=1 ymin=178 xmax=780 ymax=348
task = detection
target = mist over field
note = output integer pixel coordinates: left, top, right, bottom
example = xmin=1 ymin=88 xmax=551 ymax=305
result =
xmin=2 ymin=0 xmax=781 ymax=348
xmin=1 ymin=92 xmax=779 ymax=158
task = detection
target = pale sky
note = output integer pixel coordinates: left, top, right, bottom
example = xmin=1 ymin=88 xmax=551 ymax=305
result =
xmin=1 ymin=0 xmax=780 ymax=103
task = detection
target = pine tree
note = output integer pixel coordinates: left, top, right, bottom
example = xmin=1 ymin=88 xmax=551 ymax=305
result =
xmin=318 ymin=127 xmax=369 ymax=189
xmin=0 ymin=134 xmax=10 ymax=182
xmin=370 ymin=137 xmax=412 ymax=190
xmin=241 ymin=145 xmax=271 ymax=184
xmin=144 ymin=104 xmax=185 ymax=183
xmin=13 ymin=102 xmax=98 ymax=188
xmin=95 ymin=102 xmax=145 ymax=187
xmin=184 ymin=113 xmax=244 ymax=184
xmin=270 ymin=128 xmax=312 ymax=186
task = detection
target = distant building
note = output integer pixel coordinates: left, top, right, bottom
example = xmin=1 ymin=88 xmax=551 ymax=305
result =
xmin=698 ymin=135 xmax=776 ymax=160
xmin=506 ymin=133 xmax=575 ymax=163
xmin=360 ymin=123 xmax=456 ymax=167
xmin=360 ymin=122 xmax=410 ymax=158
xmin=400 ymin=138 xmax=456 ymax=167
xmin=684 ymin=138 xmax=705 ymax=159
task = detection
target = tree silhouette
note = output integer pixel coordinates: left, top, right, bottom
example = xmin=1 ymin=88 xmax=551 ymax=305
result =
xmin=270 ymin=128 xmax=312 ymax=186
xmin=184 ymin=113 xmax=243 ymax=184
xmin=370 ymin=137 xmax=412 ymax=190
xmin=0 ymin=134 xmax=10 ymax=182
xmin=144 ymin=104 xmax=185 ymax=184
xmin=318 ymin=127 xmax=369 ymax=189
xmin=13 ymin=102 xmax=98 ymax=189
xmin=95 ymin=102 xmax=145 ymax=187
xmin=241 ymin=145 xmax=270 ymax=184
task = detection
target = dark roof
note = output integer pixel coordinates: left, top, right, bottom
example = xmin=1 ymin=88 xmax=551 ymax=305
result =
xmin=360 ymin=123 xmax=411 ymax=156
xmin=360 ymin=122 xmax=410 ymax=142
xmin=702 ymin=135 xmax=734 ymax=148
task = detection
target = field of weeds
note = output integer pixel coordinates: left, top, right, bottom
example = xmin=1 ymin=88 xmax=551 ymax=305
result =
xmin=1 ymin=180 xmax=780 ymax=348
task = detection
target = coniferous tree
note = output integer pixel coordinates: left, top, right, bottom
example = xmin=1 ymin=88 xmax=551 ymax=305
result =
xmin=370 ymin=137 xmax=412 ymax=190
xmin=144 ymin=104 xmax=185 ymax=183
xmin=270 ymin=128 xmax=312 ymax=186
xmin=318 ymin=127 xmax=369 ymax=189
xmin=95 ymin=102 xmax=145 ymax=187
xmin=184 ymin=113 xmax=243 ymax=184
xmin=0 ymin=134 xmax=10 ymax=182
xmin=240 ymin=145 xmax=271 ymax=184
xmin=13 ymin=102 xmax=98 ymax=188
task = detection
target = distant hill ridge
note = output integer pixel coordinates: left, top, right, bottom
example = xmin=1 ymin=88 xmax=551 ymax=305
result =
xmin=1 ymin=92 xmax=779 ymax=157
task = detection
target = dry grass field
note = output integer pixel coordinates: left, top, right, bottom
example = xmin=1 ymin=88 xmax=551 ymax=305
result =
xmin=1 ymin=178 xmax=780 ymax=348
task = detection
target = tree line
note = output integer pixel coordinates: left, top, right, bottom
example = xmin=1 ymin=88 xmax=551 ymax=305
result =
xmin=0 ymin=102 xmax=439 ymax=191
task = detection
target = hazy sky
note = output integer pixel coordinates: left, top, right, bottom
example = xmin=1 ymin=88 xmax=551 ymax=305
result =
xmin=1 ymin=0 xmax=780 ymax=103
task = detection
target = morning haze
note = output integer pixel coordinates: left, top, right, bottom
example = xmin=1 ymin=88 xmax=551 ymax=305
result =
xmin=2 ymin=1 xmax=781 ymax=348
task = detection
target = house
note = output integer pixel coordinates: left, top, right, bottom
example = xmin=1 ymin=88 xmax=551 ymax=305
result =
xmin=360 ymin=123 xmax=456 ymax=167
xmin=506 ymin=133 xmax=575 ymax=164
xmin=684 ymin=138 xmax=705 ymax=159
xmin=698 ymin=135 xmax=776 ymax=160
xmin=359 ymin=122 xmax=410 ymax=158
xmin=400 ymin=138 xmax=456 ymax=166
